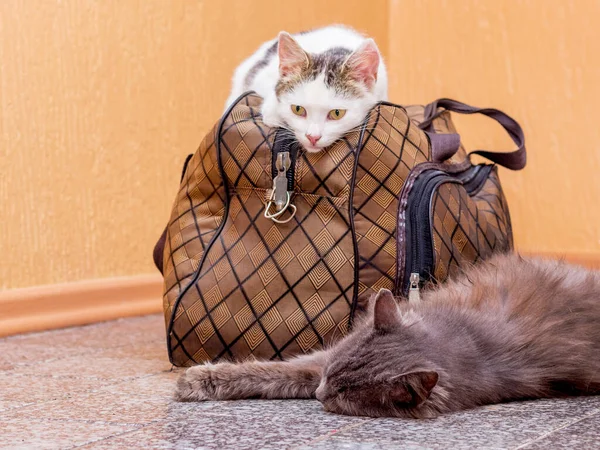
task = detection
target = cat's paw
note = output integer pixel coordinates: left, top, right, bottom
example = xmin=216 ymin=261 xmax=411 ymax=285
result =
xmin=174 ymin=365 xmax=216 ymax=402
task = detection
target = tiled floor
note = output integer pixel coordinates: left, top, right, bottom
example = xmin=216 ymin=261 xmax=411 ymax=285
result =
xmin=1 ymin=315 xmax=599 ymax=449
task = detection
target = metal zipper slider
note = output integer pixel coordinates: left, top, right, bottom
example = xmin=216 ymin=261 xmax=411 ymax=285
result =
xmin=273 ymin=152 xmax=291 ymax=211
xmin=408 ymin=273 xmax=421 ymax=304
xmin=264 ymin=151 xmax=296 ymax=224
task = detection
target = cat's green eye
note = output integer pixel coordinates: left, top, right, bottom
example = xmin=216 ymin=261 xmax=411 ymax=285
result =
xmin=291 ymin=105 xmax=306 ymax=117
xmin=328 ymin=109 xmax=347 ymax=120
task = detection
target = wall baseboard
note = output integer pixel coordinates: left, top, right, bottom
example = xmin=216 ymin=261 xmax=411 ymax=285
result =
xmin=0 ymin=274 xmax=163 ymax=338
xmin=1 ymin=252 xmax=598 ymax=338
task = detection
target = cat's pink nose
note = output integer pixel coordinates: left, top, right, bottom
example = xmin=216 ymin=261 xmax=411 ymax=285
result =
xmin=305 ymin=134 xmax=321 ymax=146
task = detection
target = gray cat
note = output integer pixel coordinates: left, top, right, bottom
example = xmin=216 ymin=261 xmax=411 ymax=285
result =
xmin=175 ymin=253 xmax=600 ymax=418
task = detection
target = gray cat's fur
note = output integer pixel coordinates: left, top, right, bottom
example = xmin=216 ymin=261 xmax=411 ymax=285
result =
xmin=175 ymin=253 xmax=600 ymax=418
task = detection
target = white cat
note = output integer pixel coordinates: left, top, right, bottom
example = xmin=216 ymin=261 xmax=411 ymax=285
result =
xmin=224 ymin=25 xmax=388 ymax=152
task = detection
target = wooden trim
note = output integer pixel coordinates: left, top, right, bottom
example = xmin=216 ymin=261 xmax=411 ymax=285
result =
xmin=0 ymin=274 xmax=163 ymax=338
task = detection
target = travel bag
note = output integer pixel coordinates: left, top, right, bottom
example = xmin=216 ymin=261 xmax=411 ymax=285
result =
xmin=154 ymin=93 xmax=526 ymax=366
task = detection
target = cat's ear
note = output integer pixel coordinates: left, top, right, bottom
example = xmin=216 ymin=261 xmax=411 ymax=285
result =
xmin=344 ymin=39 xmax=380 ymax=89
xmin=389 ymin=371 xmax=439 ymax=407
xmin=278 ymin=32 xmax=309 ymax=77
xmin=373 ymin=289 xmax=401 ymax=331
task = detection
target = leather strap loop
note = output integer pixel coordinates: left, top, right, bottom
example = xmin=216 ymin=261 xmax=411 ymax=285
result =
xmin=420 ymin=98 xmax=527 ymax=170
xmin=425 ymin=131 xmax=462 ymax=164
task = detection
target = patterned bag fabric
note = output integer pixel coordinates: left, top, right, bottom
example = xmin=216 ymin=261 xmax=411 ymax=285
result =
xmin=153 ymin=93 xmax=526 ymax=366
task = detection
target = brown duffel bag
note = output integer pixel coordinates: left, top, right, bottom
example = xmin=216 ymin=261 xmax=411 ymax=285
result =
xmin=153 ymin=93 xmax=526 ymax=366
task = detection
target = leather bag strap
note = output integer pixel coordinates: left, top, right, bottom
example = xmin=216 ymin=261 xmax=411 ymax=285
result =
xmin=420 ymin=98 xmax=526 ymax=170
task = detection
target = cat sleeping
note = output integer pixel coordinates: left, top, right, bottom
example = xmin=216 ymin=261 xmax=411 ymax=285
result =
xmin=224 ymin=25 xmax=388 ymax=152
xmin=175 ymin=253 xmax=600 ymax=418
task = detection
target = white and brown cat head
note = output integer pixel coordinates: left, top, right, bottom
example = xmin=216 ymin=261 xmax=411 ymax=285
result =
xmin=225 ymin=25 xmax=388 ymax=153
xmin=268 ymin=31 xmax=384 ymax=152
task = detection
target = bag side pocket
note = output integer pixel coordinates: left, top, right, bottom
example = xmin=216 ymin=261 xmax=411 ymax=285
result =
xmin=429 ymin=165 xmax=513 ymax=284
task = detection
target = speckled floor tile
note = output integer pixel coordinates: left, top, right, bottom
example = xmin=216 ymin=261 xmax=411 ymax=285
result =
xmin=302 ymin=397 xmax=600 ymax=450
xmin=0 ymin=360 xmax=15 ymax=371
xmin=0 ymin=417 xmax=139 ymax=449
xmin=0 ymin=341 xmax=90 ymax=369
xmin=478 ymin=395 xmax=600 ymax=415
xmin=3 ymin=314 xmax=164 ymax=351
xmin=96 ymin=341 xmax=171 ymax=362
xmin=79 ymin=400 xmax=367 ymax=450
xmin=296 ymin=440 xmax=426 ymax=450
xmin=3 ymin=328 xmax=98 ymax=348
xmin=0 ymin=334 xmax=167 ymax=371
xmin=7 ymin=390 xmax=223 ymax=426
xmin=23 ymin=355 xmax=170 ymax=380
xmin=213 ymin=398 xmax=330 ymax=416
xmin=0 ymin=372 xmax=108 ymax=403
xmin=2 ymin=314 xmax=600 ymax=450
xmin=96 ymin=370 xmax=183 ymax=398
xmin=519 ymin=410 xmax=600 ymax=449
xmin=0 ymin=400 xmax=31 ymax=412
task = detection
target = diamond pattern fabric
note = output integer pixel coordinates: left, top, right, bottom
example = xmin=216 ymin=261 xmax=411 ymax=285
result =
xmin=158 ymin=94 xmax=518 ymax=366
xmin=431 ymin=168 xmax=513 ymax=282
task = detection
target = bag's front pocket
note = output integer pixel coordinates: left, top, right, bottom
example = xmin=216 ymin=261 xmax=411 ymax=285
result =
xmin=403 ymin=164 xmax=513 ymax=294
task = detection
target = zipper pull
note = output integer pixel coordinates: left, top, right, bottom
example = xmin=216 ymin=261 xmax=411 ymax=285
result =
xmin=264 ymin=151 xmax=297 ymax=224
xmin=408 ymin=273 xmax=421 ymax=304
xmin=273 ymin=152 xmax=291 ymax=211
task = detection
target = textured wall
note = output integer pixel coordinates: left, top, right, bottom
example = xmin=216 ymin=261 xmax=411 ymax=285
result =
xmin=2 ymin=0 xmax=599 ymax=291
xmin=0 ymin=0 xmax=388 ymax=290
xmin=388 ymin=0 xmax=600 ymax=256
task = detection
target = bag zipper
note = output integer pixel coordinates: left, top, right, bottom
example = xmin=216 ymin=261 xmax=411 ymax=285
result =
xmin=403 ymin=164 xmax=492 ymax=300
xmin=272 ymin=152 xmax=292 ymax=210
xmin=264 ymin=132 xmax=300 ymax=223
xmin=270 ymin=132 xmax=299 ymax=192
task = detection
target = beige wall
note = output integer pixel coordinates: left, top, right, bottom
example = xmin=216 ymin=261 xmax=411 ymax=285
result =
xmin=1 ymin=0 xmax=599 ymax=290
xmin=388 ymin=0 xmax=600 ymax=256
xmin=0 ymin=0 xmax=388 ymax=290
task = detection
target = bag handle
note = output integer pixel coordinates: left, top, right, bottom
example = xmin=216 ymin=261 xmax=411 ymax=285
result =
xmin=420 ymin=98 xmax=526 ymax=170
